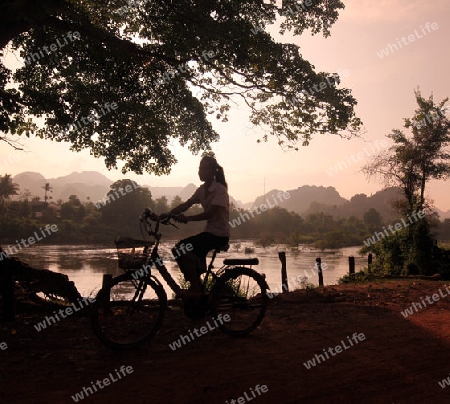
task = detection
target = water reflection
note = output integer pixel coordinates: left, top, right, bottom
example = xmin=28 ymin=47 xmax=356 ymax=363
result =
xmin=14 ymin=241 xmax=367 ymax=297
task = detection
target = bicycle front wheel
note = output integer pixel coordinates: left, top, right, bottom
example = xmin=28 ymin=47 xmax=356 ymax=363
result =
xmin=91 ymin=273 xmax=167 ymax=349
xmin=211 ymin=267 xmax=268 ymax=336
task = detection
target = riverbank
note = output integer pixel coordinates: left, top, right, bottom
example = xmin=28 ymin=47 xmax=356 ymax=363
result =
xmin=2 ymin=280 xmax=450 ymax=403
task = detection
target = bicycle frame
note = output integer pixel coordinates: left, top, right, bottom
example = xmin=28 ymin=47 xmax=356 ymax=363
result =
xmin=137 ymin=212 xmax=225 ymax=298
xmin=144 ymin=239 xmax=226 ymax=297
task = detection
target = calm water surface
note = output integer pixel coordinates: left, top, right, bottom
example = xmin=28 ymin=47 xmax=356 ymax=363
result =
xmin=14 ymin=240 xmax=367 ymax=297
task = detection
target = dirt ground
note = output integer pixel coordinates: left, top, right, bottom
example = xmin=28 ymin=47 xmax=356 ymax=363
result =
xmin=2 ymin=280 xmax=450 ymax=404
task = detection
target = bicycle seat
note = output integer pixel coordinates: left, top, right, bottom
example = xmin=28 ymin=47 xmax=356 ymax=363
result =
xmin=223 ymin=258 xmax=259 ymax=266
xmin=215 ymin=243 xmax=230 ymax=253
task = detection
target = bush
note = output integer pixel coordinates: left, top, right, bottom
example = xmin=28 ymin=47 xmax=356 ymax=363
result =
xmin=359 ymin=218 xmax=437 ymax=276
xmin=339 ymin=269 xmax=374 ymax=284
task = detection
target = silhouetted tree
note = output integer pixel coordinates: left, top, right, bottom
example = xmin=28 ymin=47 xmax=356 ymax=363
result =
xmin=0 ymin=174 xmax=19 ymax=215
xmin=99 ymin=180 xmax=153 ymax=229
xmin=42 ymin=182 xmax=53 ymax=203
xmin=362 ymin=90 xmax=450 ymax=274
xmin=2 ymin=1 xmax=360 ymax=174
xmin=154 ymin=196 xmax=169 ymax=214
xmin=363 ymin=208 xmax=383 ymax=230
xmin=170 ymin=195 xmax=183 ymax=211
xmin=363 ymin=90 xmax=450 ymax=213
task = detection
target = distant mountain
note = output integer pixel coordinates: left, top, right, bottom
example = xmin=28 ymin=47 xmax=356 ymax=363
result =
xmin=13 ymin=172 xmax=46 ymax=197
xmin=253 ymin=185 xmax=347 ymax=214
xmin=304 ymin=187 xmax=404 ymax=222
xmin=436 ymin=208 xmax=450 ymax=220
xmin=12 ymin=171 xmax=50 ymax=200
xmin=147 ymin=183 xmax=198 ymax=202
xmin=11 ymin=172 xmax=244 ymax=207
xmin=56 ymin=183 xmax=111 ymax=202
xmin=250 ymin=186 xmax=409 ymax=222
xmin=47 ymin=171 xmax=112 ymax=188
xmin=11 ymin=171 xmax=446 ymax=220
xmin=12 ymin=171 xmax=112 ymax=202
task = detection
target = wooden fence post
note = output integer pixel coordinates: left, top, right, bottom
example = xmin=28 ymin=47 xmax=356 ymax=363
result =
xmin=349 ymin=256 xmax=355 ymax=275
xmin=1 ymin=259 xmax=15 ymax=322
xmin=100 ymin=274 xmax=113 ymax=309
xmin=278 ymin=252 xmax=288 ymax=293
xmin=316 ymin=258 xmax=323 ymax=286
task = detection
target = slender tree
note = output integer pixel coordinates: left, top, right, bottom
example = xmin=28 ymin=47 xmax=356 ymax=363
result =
xmin=170 ymin=195 xmax=183 ymax=211
xmin=362 ymin=90 xmax=450 ymax=274
xmin=0 ymin=174 xmax=20 ymax=215
xmin=19 ymin=187 xmax=32 ymax=201
xmin=362 ymin=90 xmax=450 ymax=213
xmin=42 ymin=182 xmax=53 ymax=203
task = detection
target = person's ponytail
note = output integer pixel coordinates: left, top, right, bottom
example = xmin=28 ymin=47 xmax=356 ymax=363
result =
xmin=201 ymin=155 xmax=228 ymax=189
xmin=215 ymin=164 xmax=227 ymax=189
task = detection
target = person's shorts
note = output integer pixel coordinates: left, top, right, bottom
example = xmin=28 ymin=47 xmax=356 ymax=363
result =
xmin=174 ymin=232 xmax=229 ymax=273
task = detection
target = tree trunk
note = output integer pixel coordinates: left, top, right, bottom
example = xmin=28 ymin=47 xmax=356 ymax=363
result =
xmin=0 ymin=245 xmax=82 ymax=305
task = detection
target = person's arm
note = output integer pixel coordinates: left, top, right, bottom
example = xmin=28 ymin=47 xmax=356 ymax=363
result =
xmin=181 ymin=186 xmax=228 ymax=223
xmin=183 ymin=204 xmax=224 ymax=222
xmin=169 ymin=199 xmax=195 ymax=215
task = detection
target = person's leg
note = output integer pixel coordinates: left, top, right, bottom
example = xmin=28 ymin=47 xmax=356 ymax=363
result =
xmin=172 ymin=234 xmax=207 ymax=298
xmin=175 ymin=252 xmax=202 ymax=296
xmin=172 ymin=233 xmax=228 ymax=298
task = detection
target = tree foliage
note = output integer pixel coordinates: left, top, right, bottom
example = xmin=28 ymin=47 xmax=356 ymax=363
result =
xmin=61 ymin=194 xmax=85 ymax=221
xmin=0 ymin=174 xmax=19 ymax=215
xmin=1 ymin=0 xmax=361 ymax=175
xmin=361 ymin=90 xmax=450 ymax=275
xmin=362 ymin=90 xmax=450 ymax=213
xmin=42 ymin=182 xmax=53 ymax=202
xmin=99 ymin=179 xmax=153 ymax=228
xmin=363 ymin=208 xmax=382 ymax=232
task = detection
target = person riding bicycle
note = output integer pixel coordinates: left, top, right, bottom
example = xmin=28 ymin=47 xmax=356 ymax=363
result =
xmin=166 ymin=155 xmax=230 ymax=299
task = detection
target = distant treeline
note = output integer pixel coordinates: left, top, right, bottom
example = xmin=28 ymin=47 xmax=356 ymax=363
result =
xmin=1 ymin=179 xmax=450 ymax=249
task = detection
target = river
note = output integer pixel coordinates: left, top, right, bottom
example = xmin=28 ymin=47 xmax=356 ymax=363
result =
xmin=13 ymin=240 xmax=367 ymax=297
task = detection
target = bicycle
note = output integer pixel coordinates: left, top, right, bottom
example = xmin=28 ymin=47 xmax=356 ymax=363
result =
xmin=91 ymin=208 xmax=269 ymax=349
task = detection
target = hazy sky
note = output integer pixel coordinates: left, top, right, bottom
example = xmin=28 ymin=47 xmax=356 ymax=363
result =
xmin=1 ymin=0 xmax=450 ymax=209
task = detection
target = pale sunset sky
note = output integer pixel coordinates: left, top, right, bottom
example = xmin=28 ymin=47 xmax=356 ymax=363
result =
xmin=1 ymin=0 xmax=450 ymax=209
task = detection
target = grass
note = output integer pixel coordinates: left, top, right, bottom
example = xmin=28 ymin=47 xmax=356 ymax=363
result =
xmin=339 ymin=269 xmax=375 ymax=284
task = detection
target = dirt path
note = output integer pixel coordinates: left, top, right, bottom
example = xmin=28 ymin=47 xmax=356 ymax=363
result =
xmin=2 ymin=280 xmax=450 ymax=403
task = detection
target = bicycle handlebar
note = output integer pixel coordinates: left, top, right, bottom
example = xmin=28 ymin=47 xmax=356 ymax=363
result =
xmin=140 ymin=208 xmax=180 ymax=230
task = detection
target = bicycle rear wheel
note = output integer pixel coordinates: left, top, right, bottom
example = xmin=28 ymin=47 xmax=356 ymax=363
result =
xmin=91 ymin=273 xmax=167 ymax=349
xmin=211 ymin=267 xmax=268 ymax=336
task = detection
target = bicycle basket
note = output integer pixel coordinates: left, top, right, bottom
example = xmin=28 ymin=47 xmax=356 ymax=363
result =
xmin=115 ymin=236 xmax=154 ymax=270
